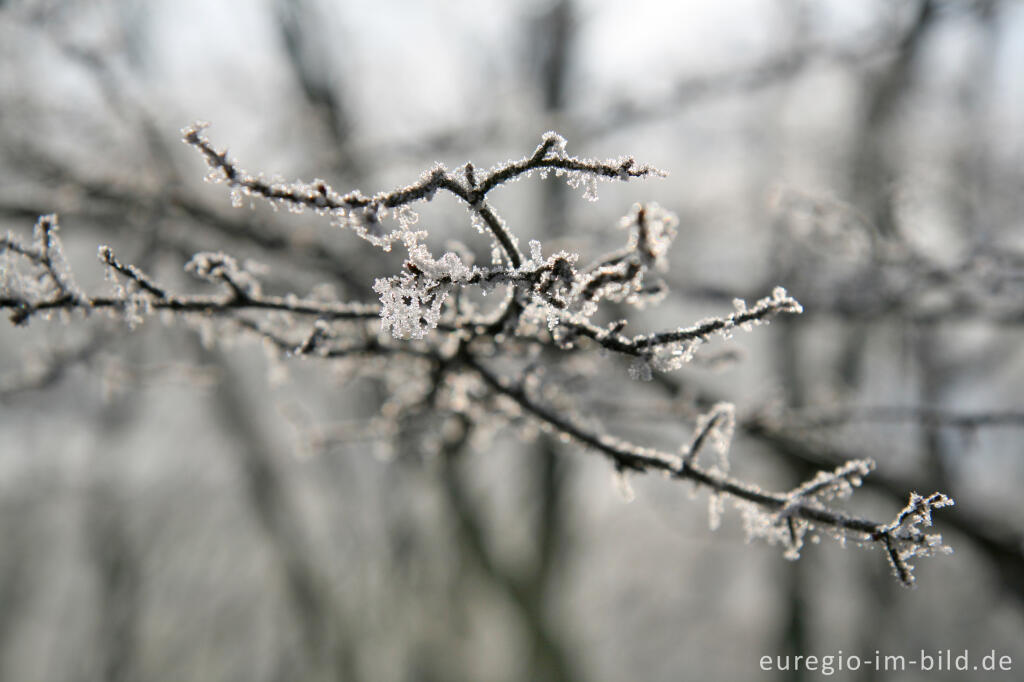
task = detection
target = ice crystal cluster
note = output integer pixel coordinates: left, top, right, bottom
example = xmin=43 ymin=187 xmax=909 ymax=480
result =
xmin=0 ymin=125 xmax=955 ymax=587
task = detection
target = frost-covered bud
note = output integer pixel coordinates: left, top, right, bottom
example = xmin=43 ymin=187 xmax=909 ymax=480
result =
xmin=185 ymin=252 xmax=262 ymax=297
xmin=632 ymin=203 xmax=678 ymax=271
xmin=537 ymin=131 xmax=568 ymax=158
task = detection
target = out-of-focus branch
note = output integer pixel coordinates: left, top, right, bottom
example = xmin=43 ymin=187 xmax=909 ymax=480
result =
xmin=439 ymin=414 xmax=581 ymax=682
xmin=273 ymin=0 xmax=363 ymax=181
xmin=203 ymin=345 xmax=359 ymax=681
xmin=771 ymin=405 xmax=1024 ymax=431
xmin=83 ymin=481 xmax=141 ymax=682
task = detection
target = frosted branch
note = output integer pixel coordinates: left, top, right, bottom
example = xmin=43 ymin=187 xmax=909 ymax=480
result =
xmin=464 ymin=354 xmax=953 ymax=586
xmin=182 ymin=124 xmax=663 ymax=266
xmin=1 ymin=239 xmax=379 ymax=326
xmin=0 ymin=127 xmax=957 ymax=589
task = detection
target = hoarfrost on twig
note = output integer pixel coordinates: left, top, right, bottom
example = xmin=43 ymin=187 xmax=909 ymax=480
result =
xmin=0 ymin=126 xmax=957 ymax=588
